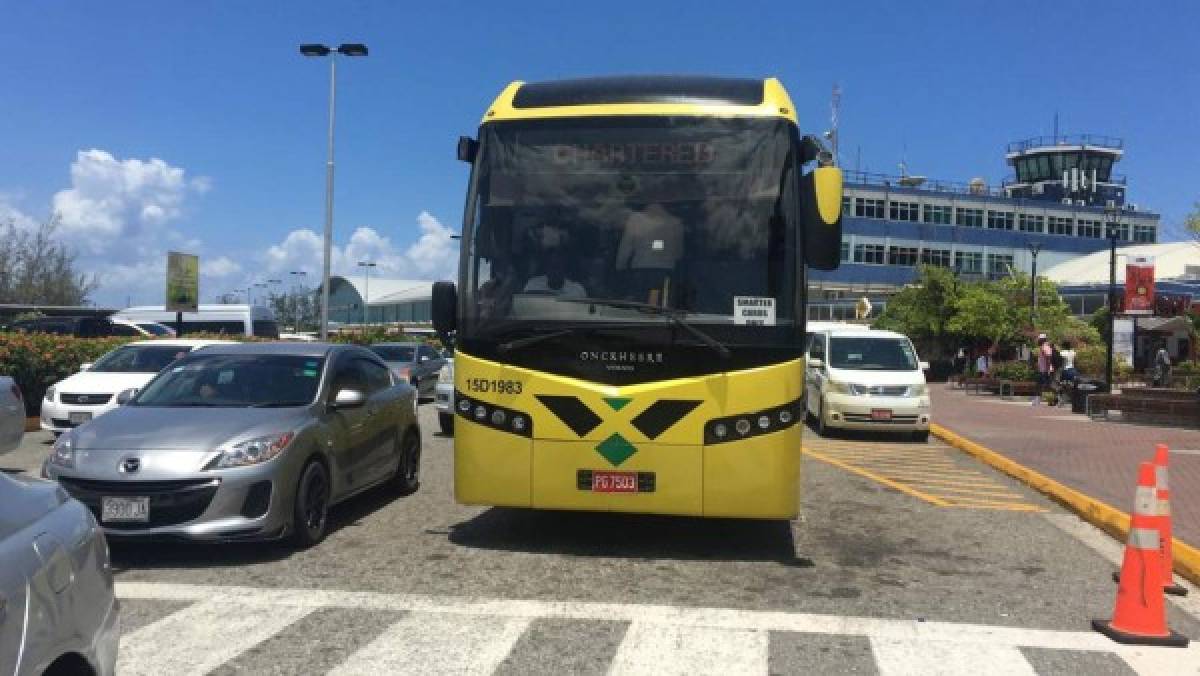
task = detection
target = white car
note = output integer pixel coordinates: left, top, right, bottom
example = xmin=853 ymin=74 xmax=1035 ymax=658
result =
xmin=805 ymin=328 xmax=931 ymax=440
xmin=435 ymin=358 xmax=454 ymax=435
xmin=40 ymin=339 xmax=234 ymax=434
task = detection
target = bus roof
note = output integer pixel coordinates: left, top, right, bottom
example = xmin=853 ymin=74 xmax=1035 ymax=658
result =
xmin=482 ymin=75 xmax=798 ymax=125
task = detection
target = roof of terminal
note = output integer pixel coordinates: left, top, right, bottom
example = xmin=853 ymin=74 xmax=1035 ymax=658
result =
xmin=482 ymin=75 xmax=797 ymax=124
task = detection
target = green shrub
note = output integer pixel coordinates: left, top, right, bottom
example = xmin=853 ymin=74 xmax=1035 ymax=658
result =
xmin=991 ymin=360 xmax=1035 ymax=382
xmin=0 ymin=332 xmax=134 ymax=415
xmin=1073 ymin=344 xmax=1135 ymax=380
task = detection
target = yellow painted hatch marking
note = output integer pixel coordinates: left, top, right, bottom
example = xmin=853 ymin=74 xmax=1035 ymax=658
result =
xmin=804 ymin=437 xmax=1044 ymax=511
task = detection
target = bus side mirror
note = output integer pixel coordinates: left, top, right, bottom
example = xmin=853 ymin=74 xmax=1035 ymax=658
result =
xmin=800 ymin=167 xmax=843 ymax=271
xmin=457 ymin=136 xmax=478 ymax=163
xmin=432 ymin=281 xmax=458 ymax=337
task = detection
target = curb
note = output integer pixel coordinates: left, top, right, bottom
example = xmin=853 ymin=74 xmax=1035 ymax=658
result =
xmin=931 ymin=422 xmax=1200 ymax=588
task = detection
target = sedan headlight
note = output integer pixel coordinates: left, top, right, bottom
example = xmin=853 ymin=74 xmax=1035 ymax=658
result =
xmin=211 ymin=431 xmax=295 ymax=469
xmin=50 ymin=429 xmax=76 ymax=468
xmin=437 ymin=363 xmax=454 ymax=384
xmin=45 ymin=385 xmax=56 ymax=402
xmin=908 ymin=384 xmax=928 ymax=397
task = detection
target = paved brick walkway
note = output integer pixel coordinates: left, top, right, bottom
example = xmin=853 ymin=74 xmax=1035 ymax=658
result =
xmin=931 ymin=385 xmax=1200 ymax=547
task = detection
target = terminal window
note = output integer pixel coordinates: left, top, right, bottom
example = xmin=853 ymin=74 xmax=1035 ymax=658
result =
xmin=955 ymin=251 xmax=983 ymax=274
xmin=1076 ymin=219 xmax=1103 ymax=238
xmin=920 ymin=248 xmax=952 ymax=267
xmin=923 ymin=204 xmax=952 ymax=225
xmin=1134 ymin=224 xmax=1156 ymax=243
xmin=888 ymin=246 xmax=919 ymax=266
xmin=1115 ymin=223 xmax=1130 ymax=241
xmin=955 ymin=207 xmax=983 ymax=228
xmin=854 ymin=243 xmax=886 ymax=265
xmin=987 ymin=211 xmax=1014 ymax=230
xmin=1018 ymin=214 xmax=1044 ymax=233
xmin=889 ymin=201 xmax=919 ymax=222
xmin=1047 ymin=216 xmax=1073 ymax=235
xmin=842 ymin=196 xmax=852 ymax=216
xmin=988 ymin=253 xmax=1015 ymax=276
xmin=840 ymin=240 xmax=851 ymax=262
xmin=855 ymin=198 xmax=885 ymax=219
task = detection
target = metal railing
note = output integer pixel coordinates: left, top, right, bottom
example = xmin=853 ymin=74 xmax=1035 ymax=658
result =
xmin=1006 ymin=134 xmax=1124 ymax=154
xmin=1001 ymin=173 xmax=1127 ymax=188
xmin=842 ymin=170 xmax=1007 ymax=198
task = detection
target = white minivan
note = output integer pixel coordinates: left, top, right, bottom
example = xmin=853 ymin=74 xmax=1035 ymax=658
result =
xmin=114 ymin=304 xmax=279 ymax=338
xmin=805 ymin=328 xmax=931 ymax=440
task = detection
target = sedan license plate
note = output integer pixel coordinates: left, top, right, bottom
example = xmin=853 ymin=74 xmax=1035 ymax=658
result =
xmin=101 ymin=496 xmax=149 ymax=522
xmin=871 ymin=409 xmax=893 ymax=421
xmin=591 ymin=470 xmax=639 ymax=493
xmin=69 ymin=411 xmax=92 ymax=425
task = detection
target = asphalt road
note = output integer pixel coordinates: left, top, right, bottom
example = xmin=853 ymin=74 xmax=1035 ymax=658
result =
xmin=5 ymin=407 xmax=1200 ymax=674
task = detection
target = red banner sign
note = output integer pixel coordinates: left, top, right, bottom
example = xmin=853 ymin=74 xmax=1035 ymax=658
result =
xmin=1124 ymin=255 xmax=1155 ymax=315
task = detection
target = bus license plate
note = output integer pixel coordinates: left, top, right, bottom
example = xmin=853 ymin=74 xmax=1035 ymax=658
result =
xmin=592 ymin=471 xmax=638 ymax=493
xmin=101 ymin=496 xmax=150 ymax=522
xmin=871 ymin=409 xmax=893 ymax=421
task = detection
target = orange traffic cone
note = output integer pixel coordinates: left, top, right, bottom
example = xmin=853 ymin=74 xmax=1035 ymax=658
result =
xmin=1093 ymin=462 xmax=1188 ymax=647
xmin=1114 ymin=444 xmax=1188 ymax=596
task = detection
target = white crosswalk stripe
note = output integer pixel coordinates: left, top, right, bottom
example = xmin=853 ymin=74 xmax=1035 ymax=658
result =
xmin=329 ymin=612 xmax=530 ymax=676
xmin=113 ymin=582 xmax=1200 ymax=675
xmin=609 ymin=623 xmax=767 ymax=675
xmin=870 ymin=638 xmax=1037 ymax=675
xmin=116 ymin=598 xmax=314 ymax=676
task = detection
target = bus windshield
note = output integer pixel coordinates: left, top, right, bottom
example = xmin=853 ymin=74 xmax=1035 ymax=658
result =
xmin=462 ymin=116 xmax=799 ymax=344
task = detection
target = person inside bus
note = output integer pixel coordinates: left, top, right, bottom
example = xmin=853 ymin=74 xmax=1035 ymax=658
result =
xmin=523 ymin=249 xmax=586 ymax=297
xmin=616 ymin=202 xmax=682 ymax=306
xmin=478 ymin=257 xmax=519 ymax=318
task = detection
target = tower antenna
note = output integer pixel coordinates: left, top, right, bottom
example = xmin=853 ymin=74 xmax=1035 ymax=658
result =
xmin=830 ymin=83 xmax=841 ymax=166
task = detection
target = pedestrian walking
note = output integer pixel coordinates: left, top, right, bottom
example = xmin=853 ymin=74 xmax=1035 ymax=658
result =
xmin=1034 ymin=334 xmax=1053 ymax=405
xmin=1153 ymin=344 xmax=1172 ymax=387
xmin=1059 ymin=341 xmax=1077 ymax=383
xmin=975 ymin=349 xmax=991 ymax=377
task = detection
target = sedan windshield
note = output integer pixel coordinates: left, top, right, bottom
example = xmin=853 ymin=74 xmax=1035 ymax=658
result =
xmin=369 ymin=345 xmax=416 ymax=363
xmin=90 ymin=345 xmax=191 ymax=373
xmin=829 ymin=337 xmax=918 ymax=371
xmin=133 ymin=354 xmax=324 ymax=407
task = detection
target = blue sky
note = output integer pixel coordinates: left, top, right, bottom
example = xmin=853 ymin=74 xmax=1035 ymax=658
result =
xmin=1 ymin=2 xmax=1196 ymax=306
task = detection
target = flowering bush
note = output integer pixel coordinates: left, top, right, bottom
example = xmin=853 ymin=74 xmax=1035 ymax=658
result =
xmin=0 ymin=332 xmax=134 ymax=415
xmin=990 ymin=360 xmax=1036 ymax=382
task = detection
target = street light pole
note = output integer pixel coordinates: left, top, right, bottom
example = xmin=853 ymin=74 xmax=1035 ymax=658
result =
xmin=357 ymin=261 xmax=377 ymax=325
xmin=300 ymin=43 xmax=368 ymax=340
xmin=290 ymin=270 xmax=308 ymax=331
xmin=1105 ymin=205 xmax=1120 ymax=389
xmin=1027 ymin=241 xmax=1041 ymax=325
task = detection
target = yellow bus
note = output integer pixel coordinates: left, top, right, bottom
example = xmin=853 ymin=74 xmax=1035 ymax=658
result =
xmin=432 ymin=76 xmax=842 ymax=519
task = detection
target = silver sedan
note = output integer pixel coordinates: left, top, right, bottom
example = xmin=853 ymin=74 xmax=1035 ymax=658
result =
xmin=0 ymin=376 xmax=24 ymax=455
xmin=43 ymin=342 xmax=421 ymax=548
xmin=0 ymin=472 xmax=119 ymax=676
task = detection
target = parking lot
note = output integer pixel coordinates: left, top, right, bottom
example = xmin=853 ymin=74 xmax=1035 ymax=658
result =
xmin=5 ymin=405 xmax=1200 ymax=674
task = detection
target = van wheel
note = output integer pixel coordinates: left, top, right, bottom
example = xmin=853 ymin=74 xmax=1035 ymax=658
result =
xmin=438 ymin=413 xmax=453 ymax=435
xmin=291 ymin=460 xmax=330 ymax=549
xmin=393 ymin=430 xmax=421 ymax=496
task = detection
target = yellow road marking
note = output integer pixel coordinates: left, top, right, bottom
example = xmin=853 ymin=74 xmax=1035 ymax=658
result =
xmin=803 ymin=450 xmax=952 ymax=507
xmin=907 ymin=485 xmax=1026 ymax=499
xmin=889 ymin=475 xmax=1022 ymax=489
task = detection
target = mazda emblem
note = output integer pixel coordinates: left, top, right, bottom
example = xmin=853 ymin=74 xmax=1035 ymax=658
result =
xmin=121 ymin=457 xmax=141 ymax=473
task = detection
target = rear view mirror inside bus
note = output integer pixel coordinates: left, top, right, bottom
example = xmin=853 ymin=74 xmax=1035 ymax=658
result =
xmin=457 ymin=136 xmax=479 ymax=163
xmin=800 ymin=166 xmax=843 ymax=271
xmin=432 ymin=281 xmax=458 ymax=335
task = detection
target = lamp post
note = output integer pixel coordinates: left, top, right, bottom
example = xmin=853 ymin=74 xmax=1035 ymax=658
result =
xmin=300 ymin=42 xmax=369 ymax=340
xmin=289 ymin=270 xmax=308 ymax=331
xmin=1105 ymin=204 xmax=1120 ymax=389
xmin=1027 ymin=240 xmax=1042 ymax=325
xmin=357 ymin=261 xmax=377 ymax=325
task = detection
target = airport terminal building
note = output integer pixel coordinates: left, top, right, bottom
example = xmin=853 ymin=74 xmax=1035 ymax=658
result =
xmin=808 ymin=135 xmax=1161 ymax=320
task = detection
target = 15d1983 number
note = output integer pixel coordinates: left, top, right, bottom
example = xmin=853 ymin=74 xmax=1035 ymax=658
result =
xmin=466 ymin=379 xmax=523 ymax=395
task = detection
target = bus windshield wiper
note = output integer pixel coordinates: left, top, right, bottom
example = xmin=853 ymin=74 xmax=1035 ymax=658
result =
xmin=556 ymin=297 xmax=731 ymax=359
xmin=497 ymin=328 xmax=578 ymax=354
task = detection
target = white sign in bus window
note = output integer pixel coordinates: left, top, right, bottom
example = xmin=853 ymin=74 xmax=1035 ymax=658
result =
xmin=733 ymin=297 xmax=776 ymax=326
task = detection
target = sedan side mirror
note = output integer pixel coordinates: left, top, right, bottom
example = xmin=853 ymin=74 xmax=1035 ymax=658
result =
xmin=116 ymin=388 xmax=138 ymax=405
xmin=331 ymin=389 xmax=366 ymax=409
xmin=80 ymin=362 xmax=93 ymax=372
xmin=808 ymin=358 xmax=824 ymax=370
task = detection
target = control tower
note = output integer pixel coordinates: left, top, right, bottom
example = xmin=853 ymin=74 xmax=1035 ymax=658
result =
xmin=1003 ymin=134 xmax=1126 ymax=207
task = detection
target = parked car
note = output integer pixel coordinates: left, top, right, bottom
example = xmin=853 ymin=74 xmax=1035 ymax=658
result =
xmin=113 ymin=304 xmax=279 ymax=338
xmin=805 ymin=328 xmax=932 ymax=440
xmin=1 ymin=377 xmax=24 ymax=454
xmin=435 ymin=358 xmax=454 ymax=434
xmin=43 ymin=342 xmax=422 ymax=547
xmin=368 ymin=342 xmax=446 ymax=400
xmin=41 ymin=339 xmax=234 ymax=435
xmin=7 ymin=315 xmax=114 ymax=337
xmin=110 ymin=318 xmax=176 ymax=337
xmin=0 ymin=472 xmax=119 ymax=676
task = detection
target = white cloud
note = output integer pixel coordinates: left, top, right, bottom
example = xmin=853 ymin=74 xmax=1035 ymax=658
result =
xmin=50 ymin=149 xmax=211 ymax=254
xmin=201 ymin=256 xmax=242 ymax=278
xmin=0 ymin=192 xmax=37 ymax=229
